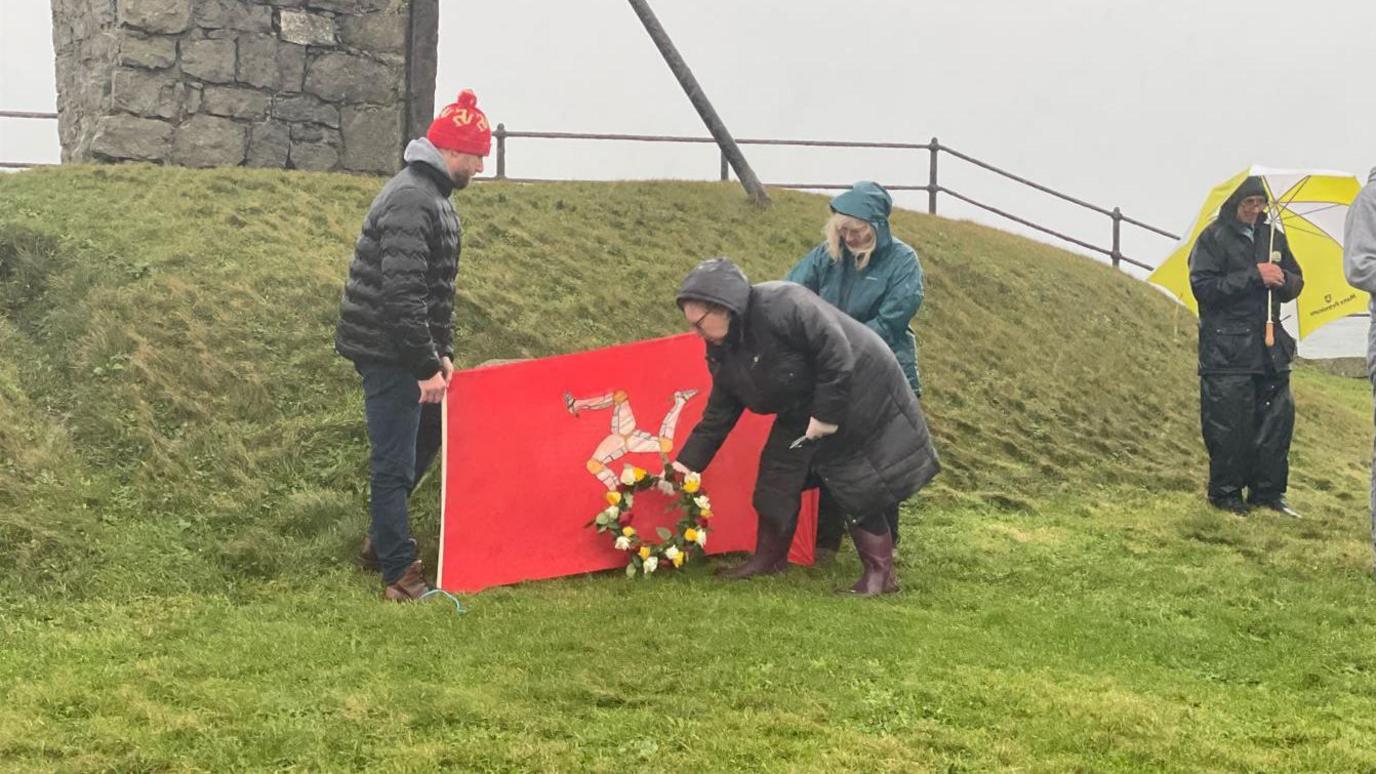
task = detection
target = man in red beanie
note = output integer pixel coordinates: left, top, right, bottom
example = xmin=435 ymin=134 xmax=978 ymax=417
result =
xmin=334 ymin=89 xmax=492 ymax=601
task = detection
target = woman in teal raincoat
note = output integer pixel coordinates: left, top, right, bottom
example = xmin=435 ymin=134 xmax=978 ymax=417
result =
xmin=785 ymin=181 xmax=927 ymax=559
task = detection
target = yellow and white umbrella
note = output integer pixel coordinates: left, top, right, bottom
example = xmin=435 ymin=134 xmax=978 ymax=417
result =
xmin=1148 ymin=166 xmax=1364 ymax=339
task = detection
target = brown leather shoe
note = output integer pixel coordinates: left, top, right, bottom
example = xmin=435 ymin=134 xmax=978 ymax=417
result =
xmin=360 ymin=536 xmax=419 ymax=573
xmin=383 ymin=560 xmax=430 ymax=602
xmin=358 ymin=536 xmax=380 ymax=572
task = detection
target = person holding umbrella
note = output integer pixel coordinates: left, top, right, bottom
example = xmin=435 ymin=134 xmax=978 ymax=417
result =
xmin=1189 ymin=176 xmax=1304 ymax=517
xmin=672 ymin=258 xmax=939 ymax=595
xmin=784 ymin=181 xmax=926 ymax=561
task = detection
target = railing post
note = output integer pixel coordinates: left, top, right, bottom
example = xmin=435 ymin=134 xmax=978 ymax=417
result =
xmin=1111 ymin=207 xmax=1123 ymax=270
xmin=495 ymin=123 xmax=507 ymax=179
xmin=928 ymin=137 xmax=939 ymax=215
xmin=720 ymin=149 xmax=728 ymax=181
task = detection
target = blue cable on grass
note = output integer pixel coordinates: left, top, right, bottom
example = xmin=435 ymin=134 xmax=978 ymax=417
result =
xmin=421 ymin=588 xmax=465 ymax=615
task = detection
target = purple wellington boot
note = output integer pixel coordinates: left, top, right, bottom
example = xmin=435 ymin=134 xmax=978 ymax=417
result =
xmin=841 ymin=527 xmax=898 ymax=596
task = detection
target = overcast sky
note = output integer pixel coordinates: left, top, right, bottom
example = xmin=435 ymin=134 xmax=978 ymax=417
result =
xmin=2 ymin=0 xmax=1371 ymax=354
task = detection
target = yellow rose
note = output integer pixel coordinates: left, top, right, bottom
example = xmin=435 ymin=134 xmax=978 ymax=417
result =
xmin=638 ymin=546 xmax=652 ymax=560
xmin=621 ymin=526 xmax=636 ymax=537
xmin=672 ymin=553 xmax=685 ymax=568
xmin=682 ymin=479 xmax=700 ymax=494
xmin=683 ymin=528 xmax=698 ymax=542
xmin=633 ymin=466 xmax=647 ymax=481
xmin=605 ymin=491 xmax=622 ymax=506
xmin=700 ymin=510 xmax=712 ymax=520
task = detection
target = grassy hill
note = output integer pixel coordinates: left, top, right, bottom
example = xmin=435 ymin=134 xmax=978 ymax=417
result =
xmin=0 ymin=166 xmax=1373 ymax=772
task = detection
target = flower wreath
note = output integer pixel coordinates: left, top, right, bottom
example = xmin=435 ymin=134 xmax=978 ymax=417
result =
xmin=588 ymin=463 xmax=713 ymax=576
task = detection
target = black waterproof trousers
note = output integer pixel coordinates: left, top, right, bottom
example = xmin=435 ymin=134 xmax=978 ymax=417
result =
xmin=1200 ymin=371 xmax=1294 ymax=503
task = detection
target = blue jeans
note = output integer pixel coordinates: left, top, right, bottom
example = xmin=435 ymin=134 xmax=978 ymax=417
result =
xmin=357 ymin=363 xmax=443 ymax=584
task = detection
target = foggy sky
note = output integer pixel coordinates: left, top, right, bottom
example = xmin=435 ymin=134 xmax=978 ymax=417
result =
xmin=3 ymin=0 xmax=1371 ymax=354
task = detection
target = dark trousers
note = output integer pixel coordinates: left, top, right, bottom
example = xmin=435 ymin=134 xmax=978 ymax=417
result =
xmin=816 ymin=390 xmax=922 ymax=548
xmin=358 ymin=363 xmax=443 ymax=583
xmin=753 ymin=420 xmax=890 ymax=545
xmin=1200 ymin=371 xmax=1293 ymax=503
xmin=816 ymin=486 xmax=900 ymax=550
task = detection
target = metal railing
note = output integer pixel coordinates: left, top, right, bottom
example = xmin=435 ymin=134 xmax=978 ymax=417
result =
xmin=3 ymin=110 xmax=1180 ymax=269
xmin=484 ymin=126 xmax=1178 ymax=271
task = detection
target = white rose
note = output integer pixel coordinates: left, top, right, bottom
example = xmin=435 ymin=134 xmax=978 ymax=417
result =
xmin=685 ymin=471 xmax=702 ymax=488
xmin=619 ymin=465 xmax=637 ymax=486
xmin=643 ymin=556 xmax=659 ymax=574
xmin=694 ymin=495 xmax=711 ymax=511
xmin=614 ymin=536 xmax=631 ymax=551
xmin=664 ymin=545 xmax=681 ymax=561
xmin=624 ymin=493 xmax=634 ymax=508
xmin=695 ymin=529 xmax=708 ymax=547
xmin=602 ymin=506 xmax=620 ymax=521
xmin=656 ymin=479 xmax=676 ymax=496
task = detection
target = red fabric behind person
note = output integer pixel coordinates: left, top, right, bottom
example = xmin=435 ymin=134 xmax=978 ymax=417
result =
xmin=438 ymin=333 xmax=816 ymax=593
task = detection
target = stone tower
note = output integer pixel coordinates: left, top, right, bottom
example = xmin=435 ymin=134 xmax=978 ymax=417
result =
xmin=49 ymin=0 xmax=438 ymax=174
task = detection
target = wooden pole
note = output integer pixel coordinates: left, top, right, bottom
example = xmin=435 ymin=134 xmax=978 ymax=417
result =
xmin=627 ymin=0 xmax=771 ymax=208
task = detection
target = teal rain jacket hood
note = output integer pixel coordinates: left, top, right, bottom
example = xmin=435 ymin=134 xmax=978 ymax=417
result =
xmin=785 ymin=181 xmax=926 ymax=394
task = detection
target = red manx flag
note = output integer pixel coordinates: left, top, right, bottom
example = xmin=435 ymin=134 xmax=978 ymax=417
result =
xmin=438 ymin=333 xmax=816 ymax=593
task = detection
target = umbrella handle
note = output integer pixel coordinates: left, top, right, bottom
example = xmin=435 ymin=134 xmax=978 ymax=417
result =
xmin=1264 ymin=242 xmax=1280 ymax=349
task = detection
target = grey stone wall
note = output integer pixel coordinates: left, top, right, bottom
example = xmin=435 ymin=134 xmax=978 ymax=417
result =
xmin=50 ymin=0 xmax=438 ymax=175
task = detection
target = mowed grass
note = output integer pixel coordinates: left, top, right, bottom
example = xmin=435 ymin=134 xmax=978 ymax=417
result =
xmin=0 ymin=165 xmax=1373 ymax=771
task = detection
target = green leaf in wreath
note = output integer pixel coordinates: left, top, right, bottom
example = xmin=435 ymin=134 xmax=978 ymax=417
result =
xmin=625 ymin=563 xmax=637 ymax=578
xmin=656 ymin=527 xmax=672 ymax=541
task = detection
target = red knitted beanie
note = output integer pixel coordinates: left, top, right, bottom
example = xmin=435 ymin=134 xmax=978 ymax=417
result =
xmin=427 ymin=89 xmax=492 ymax=156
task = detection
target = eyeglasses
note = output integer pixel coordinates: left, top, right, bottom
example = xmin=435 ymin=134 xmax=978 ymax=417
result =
xmin=687 ymin=308 xmax=717 ymax=333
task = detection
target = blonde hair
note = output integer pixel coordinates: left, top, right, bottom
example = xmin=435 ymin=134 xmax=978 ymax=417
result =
xmin=824 ymin=213 xmax=876 ymax=268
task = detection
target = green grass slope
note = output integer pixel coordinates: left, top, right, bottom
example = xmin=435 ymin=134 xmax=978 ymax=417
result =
xmin=0 ymin=165 xmax=1367 ymax=587
xmin=0 ymin=166 xmax=1373 ymax=772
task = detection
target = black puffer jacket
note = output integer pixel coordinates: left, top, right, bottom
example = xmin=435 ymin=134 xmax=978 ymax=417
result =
xmin=335 ymin=138 xmax=461 ymax=379
xmin=1189 ymin=176 xmax=1304 ymax=375
xmin=675 ymin=259 xmax=939 ymax=518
